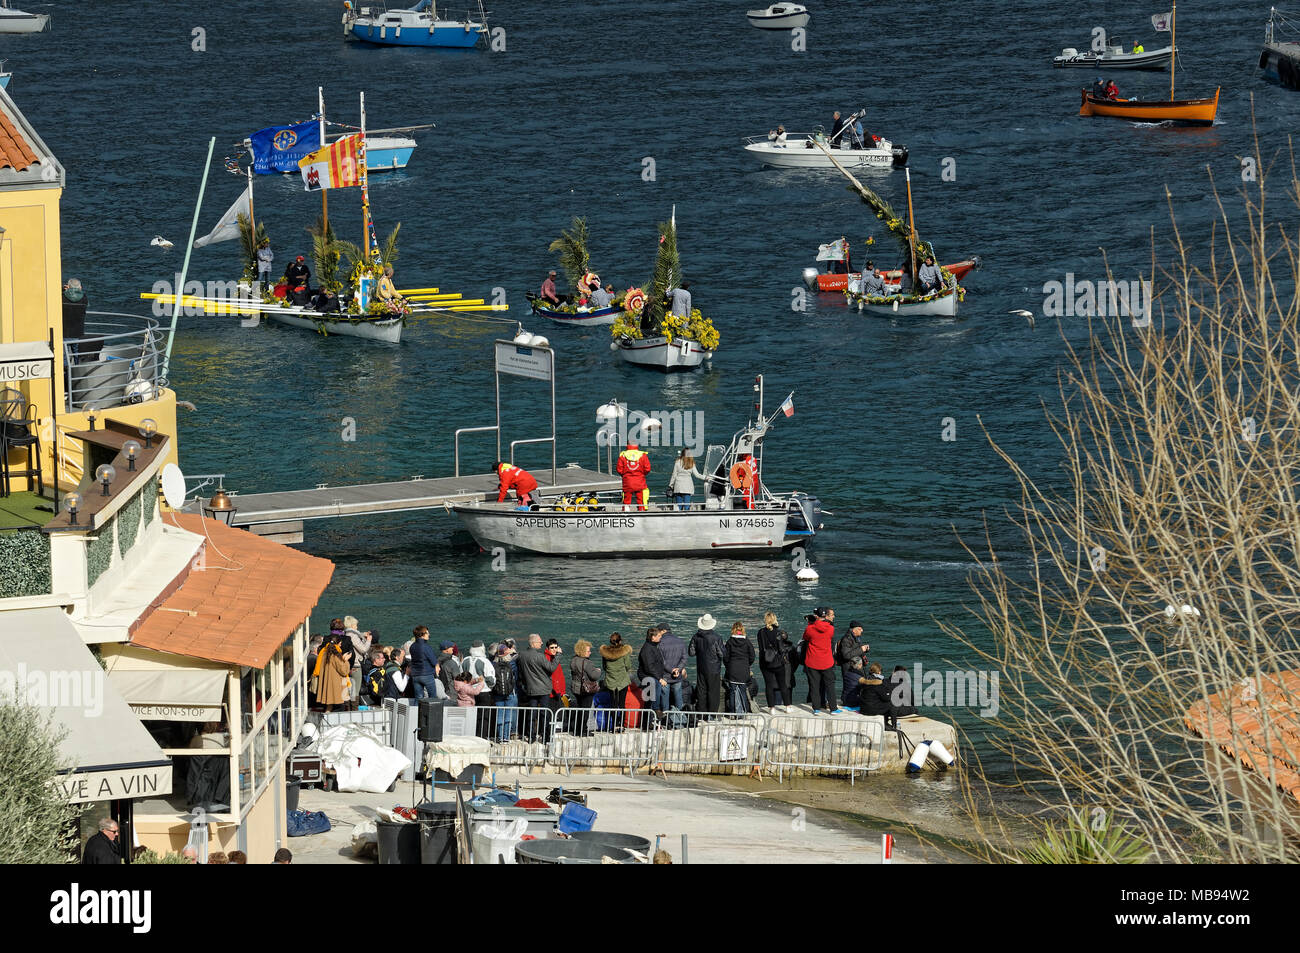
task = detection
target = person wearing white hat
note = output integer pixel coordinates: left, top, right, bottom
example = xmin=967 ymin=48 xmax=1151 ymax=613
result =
xmin=688 ymin=613 xmax=725 ymax=713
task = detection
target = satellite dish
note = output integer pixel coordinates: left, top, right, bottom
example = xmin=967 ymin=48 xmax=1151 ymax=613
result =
xmin=161 ymin=462 xmax=186 ymax=510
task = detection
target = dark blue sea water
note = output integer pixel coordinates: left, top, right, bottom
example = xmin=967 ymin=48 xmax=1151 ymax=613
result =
xmin=10 ymin=1 xmax=1298 ymax=790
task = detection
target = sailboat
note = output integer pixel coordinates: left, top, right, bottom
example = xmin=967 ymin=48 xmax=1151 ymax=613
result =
xmin=813 ymin=140 xmax=970 ymax=318
xmin=1079 ymin=3 xmax=1219 ymax=126
xmin=144 ymin=91 xmax=506 ymax=344
xmin=0 ymin=1 xmax=48 ymax=33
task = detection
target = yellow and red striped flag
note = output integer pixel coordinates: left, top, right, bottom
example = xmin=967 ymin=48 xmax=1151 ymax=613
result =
xmin=298 ymin=134 xmax=362 ymax=191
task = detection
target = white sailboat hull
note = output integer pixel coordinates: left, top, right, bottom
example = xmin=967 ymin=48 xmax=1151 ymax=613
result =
xmin=0 ymin=9 xmax=47 ymax=33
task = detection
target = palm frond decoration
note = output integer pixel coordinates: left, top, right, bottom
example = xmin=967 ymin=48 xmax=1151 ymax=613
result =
xmin=236 ymin=213 xmax=268 ymax=282
xmin=305 ymin=216 xmax=343 ymax=293
xmin=640 ymin=219 xmax=681 ymax=331
xmin=547 ymin=217 xmax=590 ymax=288
xmin=378 ymin=223 xmax=401 ymax=268
xmin=335 ymin=239 xmax=365 ymax=275
xmin=811 ymin=139 xmax=934 ymax=264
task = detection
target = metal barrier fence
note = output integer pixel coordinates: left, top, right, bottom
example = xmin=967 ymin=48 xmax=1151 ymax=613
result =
xmin=311 ymin=702 xmax=894 ymax=782
xmin=64 ymin=313 xmax=165 ymax=411
xmin=763 ymin=714 xmax=885 ymax=784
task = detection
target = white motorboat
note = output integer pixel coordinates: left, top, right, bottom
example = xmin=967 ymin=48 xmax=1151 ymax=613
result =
xmin=614 ymin=334 xmax=712 ymax=371
xmin=0 ymin=1 xmax=48 ymax=33
xmin=453 ymin=381 xmax=823 ymax=556
xmin=747 ymin=3 xmax=809 ymax=30
xmin=746 ymin=133 xmax=906 ymax=170
xmin=1053 ymin=44 xmax=1174 ymax=71
xmin=343 ymin=0 xmax=486 ymax=48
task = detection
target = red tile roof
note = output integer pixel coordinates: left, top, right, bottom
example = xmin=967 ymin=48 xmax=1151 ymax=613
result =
xmin=0 ymin=108 xmax=38 ymax=172
xmin=1185 ymin=670 xmax=1300 ymax=805
xmin=130 ymin=514 xmax=334 ymax=668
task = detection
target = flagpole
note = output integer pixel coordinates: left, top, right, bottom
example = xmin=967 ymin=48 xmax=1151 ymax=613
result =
xmin=163 ymin=137 xmax=216 ymax=384
xmin=1170 ymin=2 xmax=1176 ymax=101
xmin=318 ymin=85 xmax=329 ymax=233
xmin=246 ymin=164 xmax=254 ymax=231
xmin=905 ymin=167 xmax=918 ymax=290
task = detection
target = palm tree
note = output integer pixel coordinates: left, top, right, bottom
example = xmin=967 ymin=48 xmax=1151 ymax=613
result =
xmin=236 ymin=213 xmax=268 ymax=282
xmin=548 ymin=217 xmax=590 ymax=288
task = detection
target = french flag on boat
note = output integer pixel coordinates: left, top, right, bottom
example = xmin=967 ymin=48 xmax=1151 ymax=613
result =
xmin=780 ymin=396 xmax=794 ymax=417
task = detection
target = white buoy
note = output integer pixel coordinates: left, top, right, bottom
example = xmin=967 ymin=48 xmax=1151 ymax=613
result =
xmin=1164 ymin=604 xmax=1177 ymax=618
xmin=531 ymin=335 xmax=549 ymax=348
xmin=796 ymin=566 xmax=819 ymax=582
xmin=150 ymin=235 xmax=174 ymax=249
xmin=928 ymin=740 xmax=956 ymax=769
xmin=609 ymin=341 xmax=619 ymax=351
xmin=906 ymin=741 xmax=932 ymax=773
xmin=1179 ymin=604 xmax=1200 ymax=618
xmin=514 ymin=332 xmax=534 ymax=345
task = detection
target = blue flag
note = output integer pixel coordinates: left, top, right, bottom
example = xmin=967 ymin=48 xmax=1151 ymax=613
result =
xmin=248 ymin=120 xmax=322 ymax=174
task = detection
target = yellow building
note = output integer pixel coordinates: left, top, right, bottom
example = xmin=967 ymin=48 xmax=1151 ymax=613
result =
xmin=0 ymin=85 xmax=178 ymax=496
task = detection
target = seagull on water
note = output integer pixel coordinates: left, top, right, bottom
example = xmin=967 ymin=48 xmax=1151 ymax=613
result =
xmin=151 ymin=235 xmax=174 ymax=249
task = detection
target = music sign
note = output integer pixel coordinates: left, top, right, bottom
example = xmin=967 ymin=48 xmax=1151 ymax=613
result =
xmin=0 ymin=341 xmax=53 ymax=384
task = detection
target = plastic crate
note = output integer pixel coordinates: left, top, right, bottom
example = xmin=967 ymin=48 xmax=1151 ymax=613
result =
xmin=557 ymin=802 xmax=597 ymax=834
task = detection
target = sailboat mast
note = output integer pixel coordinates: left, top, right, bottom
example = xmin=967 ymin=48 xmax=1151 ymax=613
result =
xmin=360 ymin=90 xmax=370 ymax=260
xmin=1170 ymin=1 xmax=1176 ymax=101
xmin=318 ymin=86 xmax=329 ymax=233
xmin=905 ymin=167 xmax=917 ymax=287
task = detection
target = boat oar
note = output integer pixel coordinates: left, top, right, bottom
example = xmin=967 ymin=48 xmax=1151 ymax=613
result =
xmin=396 ymin=287 xmax=440 ymax=294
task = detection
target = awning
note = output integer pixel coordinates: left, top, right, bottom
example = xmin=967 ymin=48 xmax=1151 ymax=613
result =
xmin=0 ymin=607 xmax=173 ymax=804
xmin=105 ymin=669 xmax=227 ymax=722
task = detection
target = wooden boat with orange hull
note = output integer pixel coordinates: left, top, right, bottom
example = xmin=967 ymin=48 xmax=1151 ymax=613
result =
xmin=1078 ymin=87 xmax=1219 ymax=126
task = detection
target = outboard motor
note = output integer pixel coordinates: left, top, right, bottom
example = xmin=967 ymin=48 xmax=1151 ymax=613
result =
xmin=802 ymin=267 xmax=820 ymax=290
xmin=787 ymin=493 xmax=823 ymax=534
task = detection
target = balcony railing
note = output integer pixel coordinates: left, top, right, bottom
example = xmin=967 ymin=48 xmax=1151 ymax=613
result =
xmin=64 ymin=312 xmax=164 ymax=412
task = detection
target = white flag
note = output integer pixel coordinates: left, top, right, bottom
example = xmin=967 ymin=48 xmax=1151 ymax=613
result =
xmin=1151 ymin=10 xmax=1172 ymax=31
xmin=193 ymin=186 xmax=251 ymax=248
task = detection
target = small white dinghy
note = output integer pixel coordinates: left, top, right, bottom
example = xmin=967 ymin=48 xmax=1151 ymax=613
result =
xmin=747 ymin=3 xmax=809 ymax=30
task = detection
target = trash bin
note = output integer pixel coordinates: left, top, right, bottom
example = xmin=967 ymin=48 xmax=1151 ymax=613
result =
xmin=285 ymin=776 xmax=301 ymax=813
xmin=376 ymin=819 xmax=421 ymax=865
xmin=416 ymin=801 xmax=459 ymax=865
xmin=515 ymin=840 xmax=634 ymax=864
xmin=568 ymin=831 xmax=651 ymax=855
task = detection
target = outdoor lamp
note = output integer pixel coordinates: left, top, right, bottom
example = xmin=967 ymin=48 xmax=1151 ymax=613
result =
xmin=139 ymin=418 xmax=158 ymax=449
xmin=122 ymin=439 xmax=141 ymax=472
xmin=202 ymin=489 xmax=237 ymax=526
xmin=87 ymin=406 xmax=97 ymax=431
xmin=95 ymin=464 xmax=116 ymax=497
xmin=65 ymin=492 xmax=81 ymax=526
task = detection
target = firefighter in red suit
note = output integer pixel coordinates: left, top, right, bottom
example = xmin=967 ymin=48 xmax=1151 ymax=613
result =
xmin=617 ymin=441 xmax=651 ymax=510
xmin=496 ymin=461 xmax=538 ymax=507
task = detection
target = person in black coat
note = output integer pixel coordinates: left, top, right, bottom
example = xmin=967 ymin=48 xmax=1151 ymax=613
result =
xmin=285 ymin=255 xmax=310 ymax=288
xmin=723 ymin=623 xmax=756 ymax=713
xmin=688 ymin=614 xmax=725 ymax=713
xmin=756 ymin=612 xmax=795 ymax=710
xmin=82 ymin=818 xmax=121 ymax=864
xmin=637 ymin=628 xmax=669 ymax=724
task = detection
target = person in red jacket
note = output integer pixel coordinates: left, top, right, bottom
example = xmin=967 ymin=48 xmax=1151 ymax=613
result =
xmin=617 ymin=441 xmax=651 ymax=510
xmin=495 ymin=461 xmax=538 ymax=506
xmin=802 ymin=606 xmax=842 ymax=715
xmin=545 ymin=638 xmax=566 ymax=716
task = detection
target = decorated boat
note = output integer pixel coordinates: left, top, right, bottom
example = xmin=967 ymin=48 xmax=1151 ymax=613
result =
xmin=0 ymin=1 xmax=48 ymax=33
xmin=147 ymin=92 xmax=504 ymax=345
xmin=452 ymin=378 xmax=822 ymax=556
xmin=1053 ymin=44 xmax=1174 ymax=71
xmin=525 ymin=217 xmax=624 ymax=327
xmin=611 ymin=211 xmax=719 ymax=372
xmin=1078 ymin=5 xmax=1218 ymax=126
xmin=811 ymin=141 xmax=974 ymax=319
xmin=342 ymin=0 xmax=486 ymax=48
xmin=1259 ymin=7 xmax=1300 ymax=88
xmin=747 ymin=4 xmax=809 ymax=30
xmin=801 ymin=237 xmax=979 ymax=292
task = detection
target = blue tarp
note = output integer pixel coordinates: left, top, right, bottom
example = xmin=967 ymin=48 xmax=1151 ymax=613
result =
xmin=286 ymin=809 xmax=332 ymax=836
xmin=249 ymin=120 xmax=322 ymax=174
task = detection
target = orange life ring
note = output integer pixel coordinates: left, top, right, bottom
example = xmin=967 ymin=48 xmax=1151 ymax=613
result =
xmin=729 ymin=463 xmax=753 ymax=489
